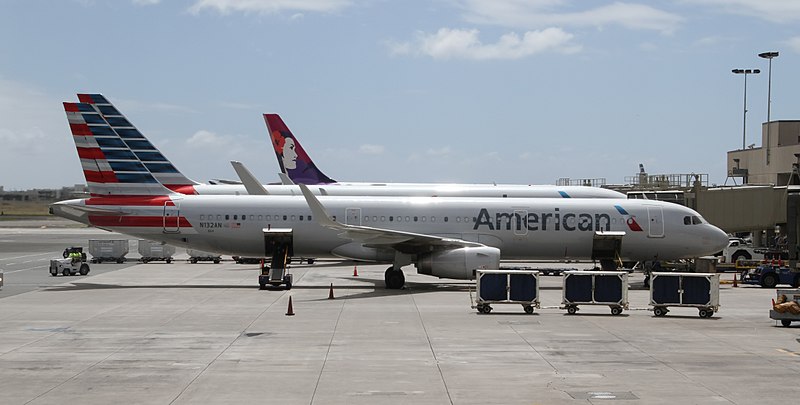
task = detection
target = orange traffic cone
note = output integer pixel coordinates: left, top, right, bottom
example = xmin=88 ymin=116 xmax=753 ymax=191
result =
xmin=733 ymin=273 xmax=738 ymax=288
xmin=353 ymin=265 xmax=359 ymax=277
xmin=328 ymin=283 xmax=335 ymax=300
xmin=286 ymin=296 xmax=295 ymax=316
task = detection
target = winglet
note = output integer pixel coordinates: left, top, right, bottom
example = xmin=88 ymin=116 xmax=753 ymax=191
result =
xmin=278 ymin=172 xmax=295 ymax=185
xmin=230 ymin=161 xmax=269 ymax=195
xmin=298 ymin=184 xmax=342 ymax=230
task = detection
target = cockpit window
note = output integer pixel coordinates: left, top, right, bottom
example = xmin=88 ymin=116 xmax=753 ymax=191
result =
xmin=684 ymin=215 xmax=704 ymax=225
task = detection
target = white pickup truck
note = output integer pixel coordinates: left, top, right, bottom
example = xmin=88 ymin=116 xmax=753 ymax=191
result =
xmin=718 ymin=239 xmax=766 ymax=264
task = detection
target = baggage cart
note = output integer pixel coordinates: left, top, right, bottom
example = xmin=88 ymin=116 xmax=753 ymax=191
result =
xmin=471 ymin=270 xmax=540 ymax=314
xmin=137 ymin=240 xmax=176 ymax=263
xmin=562 ymin=271 xmax=629 ymax=315
xmin=770 ymin=288 xmax=800 ymax=327
xmin=650 ymin=272 xmax=719 ymax=318
xmin=186 ymin=249 xmax=222 ymax=264
xmin=88 ymin=239 xmax=129 ymax=263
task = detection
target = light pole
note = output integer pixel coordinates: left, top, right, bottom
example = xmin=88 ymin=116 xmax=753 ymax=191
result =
xmin=759 ymin=51 xmax=779 ymax=164
xmin=732 ymin=69 xmax=760 ymax=150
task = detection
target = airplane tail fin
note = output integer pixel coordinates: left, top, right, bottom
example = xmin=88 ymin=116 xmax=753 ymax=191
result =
xmin=76 ymin=94 xmax=200 ymax=194
xmin=64 ymin=98 xmax=177 ymax=196
xmin=264 ymin=114 xmax=336 ymax=185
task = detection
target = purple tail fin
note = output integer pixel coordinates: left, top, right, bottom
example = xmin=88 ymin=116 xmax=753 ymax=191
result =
xmin=264 ymin=114 xmax=336 ymax=185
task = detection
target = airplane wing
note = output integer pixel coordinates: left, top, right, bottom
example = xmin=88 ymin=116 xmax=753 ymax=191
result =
xmin=278 ymin=173 xmax=295 ymax=185
xmin=298 ymin=184 xmax=484 ymax=254
xmin=230 ymin=161 xmax=269 ymax=195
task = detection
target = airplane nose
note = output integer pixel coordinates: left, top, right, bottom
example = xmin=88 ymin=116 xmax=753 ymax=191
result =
xmin=706 ymin=225 xmax=729 ymax=253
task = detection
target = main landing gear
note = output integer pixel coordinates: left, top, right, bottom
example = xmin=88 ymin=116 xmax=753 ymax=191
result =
xmin=384 ymin=267 xmax=405 ymax=289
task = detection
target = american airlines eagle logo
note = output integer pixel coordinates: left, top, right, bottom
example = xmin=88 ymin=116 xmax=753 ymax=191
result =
xmin=614 ymin=205 xmax=643 ymax=232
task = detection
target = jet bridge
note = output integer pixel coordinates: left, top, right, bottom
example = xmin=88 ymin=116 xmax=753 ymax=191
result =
xmin=592 ymin=231 xmax=625 ymax=270
xmin=258 ymin=228 xmax=294 ymax=290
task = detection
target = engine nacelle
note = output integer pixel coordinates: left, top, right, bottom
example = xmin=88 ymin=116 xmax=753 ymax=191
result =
xmin=416 ymin=246 xmax=500 ymax=280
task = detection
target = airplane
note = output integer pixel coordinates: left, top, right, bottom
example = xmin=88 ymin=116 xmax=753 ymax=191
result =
xmin=77 ymin=93 xmax=625 ymax=199
xmin=54 ymin=99 xmax=730 ymax=289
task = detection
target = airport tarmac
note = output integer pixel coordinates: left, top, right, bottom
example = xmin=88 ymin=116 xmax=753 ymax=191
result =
xmin=1 ymin=225 xmax=799 ymax=404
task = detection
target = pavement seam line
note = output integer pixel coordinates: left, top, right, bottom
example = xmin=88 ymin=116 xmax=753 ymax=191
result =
xmin=310 ymin=297 xmax=346 ymax=405
xmin=411 ymin=294 xmax=454 ymax=405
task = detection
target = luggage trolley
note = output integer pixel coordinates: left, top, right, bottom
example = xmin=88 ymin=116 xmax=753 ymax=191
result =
xmin=650 ymin=272 xmax=720 ymax=318
xmin=562 ymin=270 xmax=629 ymax=315
xmin=471 ymin=270 xmax=540 ymax=314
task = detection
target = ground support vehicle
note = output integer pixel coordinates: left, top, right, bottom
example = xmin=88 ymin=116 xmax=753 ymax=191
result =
xmin=137 ymin=240 xmax=176 ymax=263
xmin=562 ymin=271 xmax=629 ymax=315
xmin=49 ymin=247 xmax=90 ymax=276
xmin=186 ymin=249 xmax=222 ymax=264
xmin=258 ymin=229 xmax=294 ymax=290
xmin=740 ymin=263 xmax=800 ymax=288
xmin=88 ymin=239 xmax=128 ymax=263
xmin=471 ymin=270 xmax=540 ymax=314
xmin=650 ymin=272 xmax=719 ymax=318
xmin=770 ymin=289 xmax=800 ymax=327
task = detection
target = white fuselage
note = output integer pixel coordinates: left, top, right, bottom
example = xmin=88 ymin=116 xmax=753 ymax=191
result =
xmin=53 ymin=195 xmax=728 ymax=263
xmin=190 ymin=183 xmax=625 ymax=199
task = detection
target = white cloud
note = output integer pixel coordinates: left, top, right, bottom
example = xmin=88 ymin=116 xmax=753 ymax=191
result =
xmin=681 ymin=0 xmax=800 ymax=23
xmin=0 ymin=78 xmax=84 ymax=188
xmin=188 ymin=0 xmax=353 ymax=15
xmin=786 ymin=37 xmax=800 ymax=53
xmin=391 ymin=27 xmax=580 ymax=60
xmin=358 ymin=144 xmax=384 ymax=155
xmin=459 ymin=0 xmax=683 ymax=34
xmin=426 ymin=146 xmax=453 ymax=157
xmin=132 ymin=0 xmax=160 ymax=5
xmin=187 ymin=130 xmax=227 ymax=147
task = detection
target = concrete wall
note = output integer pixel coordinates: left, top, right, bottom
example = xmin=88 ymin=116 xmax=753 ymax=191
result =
xmin=727 ymin=121 xmax=800 ymax=185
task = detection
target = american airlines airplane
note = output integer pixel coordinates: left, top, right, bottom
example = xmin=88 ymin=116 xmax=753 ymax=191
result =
xmin=54 ymin=98 xmax=729 ymax=289
xmin=75 ymin=93 xmax=624 ymax=199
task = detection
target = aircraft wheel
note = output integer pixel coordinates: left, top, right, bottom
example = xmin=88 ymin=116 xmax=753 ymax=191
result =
xmin=385 ymin=268 xmax=405 ymax=289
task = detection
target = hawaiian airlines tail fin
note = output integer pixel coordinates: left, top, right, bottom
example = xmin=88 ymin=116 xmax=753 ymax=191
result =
xmin=64 ymin=98 xmax=177 ymax=197
xmin=76 ymin=94 xmax=199 ymax=194
xmin=264 ymin=114 xmax=335 ymax=185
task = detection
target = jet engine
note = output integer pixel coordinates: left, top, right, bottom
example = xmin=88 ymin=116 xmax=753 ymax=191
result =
xmin=416 ymin=246 xmax=500 ymax=280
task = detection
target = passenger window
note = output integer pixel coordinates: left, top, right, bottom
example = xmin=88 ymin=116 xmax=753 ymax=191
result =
xmin=300 ymin=215 xmax=304 ymax=221
xmin=414 ymin=216 xmax=418 ymax=222
xmin=200 ymin=215 xmax=205 ymax=220
xmin=258 ymin=215 xmax=263 ymax=220
xmin=456 ymin=217 xmax=461 ymax=223
xmin=364 ymin=216 xmax=369 ymax=223
xmin=266 ymin=215 xmax=271 ymax=220
xmin=291 ymin=215 xmax=296 ymax=221
xmin=283 ymin=215 xmax=287 ymax=221
xmin=250 ymin=215 xmax=254 ymax=220
xmin=372 ymin=216 xmax=377 ymax=222
xmin=444 ymin=217 xmax=448 ymax=222
xmin=332 ymin=216 xmax=336 ymax=221
xmin=242 ymin=214 xmax=246 ymax=220
xmin=397 ymin=217 xmax=402 ymax=223
xmin=308 ymin=215 xmax=312 ymax=221
xmin=381 ymin=216 xmax=386 ymax=221
xmin=233 ymin=215 xmax=238 ymax=220
xmin=421 ymin=216 xmax=426 ymax=222
xmin=216 ymin=215 xmax=221 ymax=221
xmin=431 ymin=216 xmax=435 ymax=223
xmin=225 ymin=215 xmax=230 ymax=220
xmin=406 ymin=216 xmax=410 ymax=222
xmin=389 ymin=216 xmax=394 ymax=222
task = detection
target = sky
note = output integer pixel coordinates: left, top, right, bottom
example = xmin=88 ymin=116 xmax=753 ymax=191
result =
xmin=2 ymin=0 xmax=800 ymax=190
